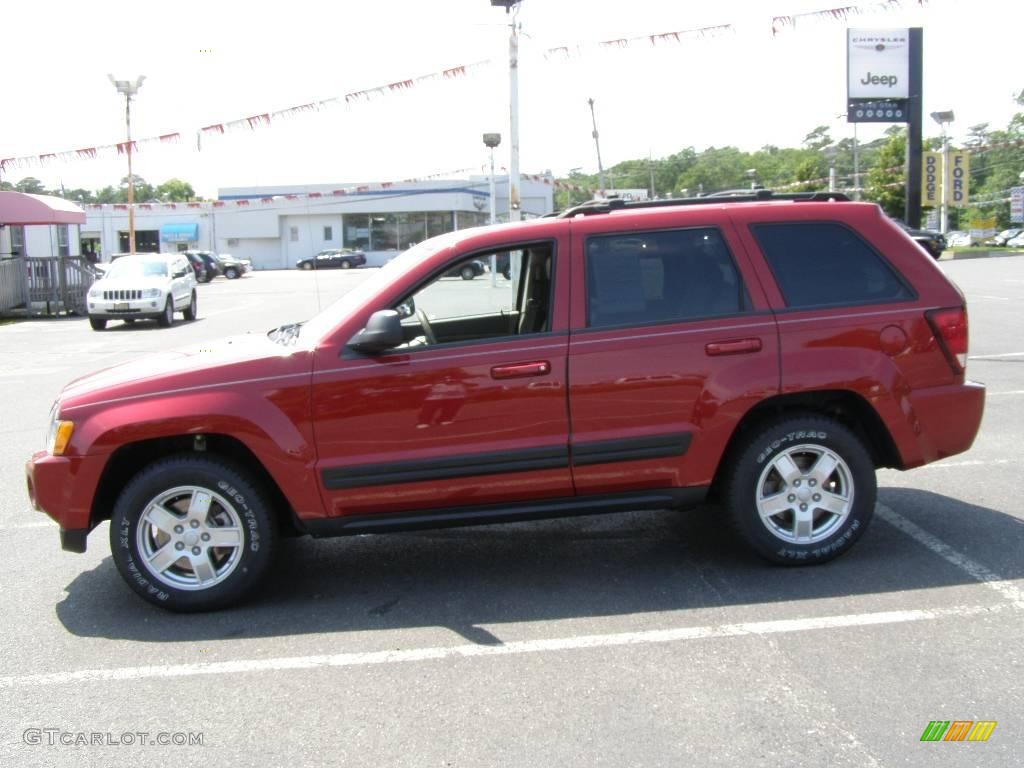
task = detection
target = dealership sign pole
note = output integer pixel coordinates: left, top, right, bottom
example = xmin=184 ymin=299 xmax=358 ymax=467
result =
xmin=847 ymin=28 xmax=923 ymax=226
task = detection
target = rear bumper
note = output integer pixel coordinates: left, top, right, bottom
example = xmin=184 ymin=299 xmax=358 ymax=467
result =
xmin=25 ymin=450 xmax=105 ymax=553
xmin=900 ymin=380 xmax=986 ymax=468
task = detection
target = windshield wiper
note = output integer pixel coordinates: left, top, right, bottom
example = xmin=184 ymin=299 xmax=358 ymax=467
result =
xmin=268 ymin=321 xmax=304 ymax=345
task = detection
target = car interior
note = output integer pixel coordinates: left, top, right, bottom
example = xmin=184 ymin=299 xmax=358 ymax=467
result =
xmin=395 ymin=243 xmax=554 ymax=347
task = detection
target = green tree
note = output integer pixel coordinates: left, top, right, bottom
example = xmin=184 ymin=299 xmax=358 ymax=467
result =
xmin=14 ymin=177 xmax=47 ymax=194
xmin=120 ymin=175 xmax=155 ymax=202
xmin=155 ymin=178 xmax=196 ymax=202
xmin=865 ymin=128 xmax=907 ymax=220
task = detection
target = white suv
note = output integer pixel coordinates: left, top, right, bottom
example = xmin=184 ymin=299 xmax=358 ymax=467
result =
xmin=87 ymin=253 xmax=197 ymax=330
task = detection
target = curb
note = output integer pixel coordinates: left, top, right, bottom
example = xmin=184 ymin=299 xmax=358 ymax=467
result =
xmin=945 ymin=249 xmax=1024 ymax=261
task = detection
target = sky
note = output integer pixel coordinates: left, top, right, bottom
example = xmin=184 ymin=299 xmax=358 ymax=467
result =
xmin=1 ymin=0 xmax=1019 ymax=198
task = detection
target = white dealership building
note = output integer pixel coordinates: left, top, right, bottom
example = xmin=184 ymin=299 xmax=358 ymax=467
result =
xmin=76 ymin=176 xmax=556 ymax=269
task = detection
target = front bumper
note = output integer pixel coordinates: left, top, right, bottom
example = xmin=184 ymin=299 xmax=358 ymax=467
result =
xmin=25 ymin=450 xmax=106 ymax=553
xmin=87 ymin=296 xmax=167 ymax=318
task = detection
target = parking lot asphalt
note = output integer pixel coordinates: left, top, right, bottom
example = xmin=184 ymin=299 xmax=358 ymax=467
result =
xmin=1 ymin=261 xmax=1021 ymax=767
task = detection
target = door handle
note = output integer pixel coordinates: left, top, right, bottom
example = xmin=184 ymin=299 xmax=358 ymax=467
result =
xmin=705 ymin=338 xmax=762 ymax=356
xmin=491 ymin=361 xmax=551 ymax=379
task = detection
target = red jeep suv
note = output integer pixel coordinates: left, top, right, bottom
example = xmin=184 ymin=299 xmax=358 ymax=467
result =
xmin=27 ymin=192 xmax=985 ymax=611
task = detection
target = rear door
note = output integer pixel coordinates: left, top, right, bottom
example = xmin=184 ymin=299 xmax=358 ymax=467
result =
xmin=566 ymin=211 xmax=780 ymax=495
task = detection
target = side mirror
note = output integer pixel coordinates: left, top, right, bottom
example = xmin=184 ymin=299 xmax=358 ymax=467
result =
xmin=349 ymin=309 xmax=403 ymax=353
xmin=172 ymin=269 xmax=188 ymax=278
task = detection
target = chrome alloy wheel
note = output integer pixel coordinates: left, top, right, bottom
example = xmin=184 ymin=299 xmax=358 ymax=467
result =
xmin=135 ymin=485 xmax=244 ymax=590
xmin=754 ymin=444 xmax=854 ymax=545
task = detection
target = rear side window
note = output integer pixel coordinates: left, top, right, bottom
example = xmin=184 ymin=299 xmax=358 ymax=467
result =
xmin=752 ymin=222 xmax=912 ymax=309
xmin=586 ymin=228 xmax=750 ymax=329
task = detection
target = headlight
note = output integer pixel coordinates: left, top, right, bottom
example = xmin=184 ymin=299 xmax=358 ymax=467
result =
xmin=88 ymin=288 xmax=101 ymax=298
xmin=141 ymin=288 xmax=162 ymax=298
xmin=45 ymin=403 xmax=74 ymax=456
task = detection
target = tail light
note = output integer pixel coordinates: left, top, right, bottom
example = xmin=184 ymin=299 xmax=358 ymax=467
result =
xmin=926 ymin=307 xmax=968 ymax=374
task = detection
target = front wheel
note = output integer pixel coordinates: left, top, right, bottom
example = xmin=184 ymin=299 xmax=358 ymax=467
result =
xmin=110 ymin=455 xmax=277 ymax=611
xmin=225 ymin=267 xmax=239 ymax=279
xmin=460 ymin=265 xmax=476 ymax=280
xmin=722 ymin=415 xmax=876 ymax=565
xmin=158 ymin=296 xmax=174 ymax=327
xmin=89 ymin=317 xmax=106 ymax=331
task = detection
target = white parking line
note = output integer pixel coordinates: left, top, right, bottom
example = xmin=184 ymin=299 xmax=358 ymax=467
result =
xmin=917 ymin=458 xmax=1017 ymax=468
xmin=987 ymin=390 xmax=1024 ymax=397
xmin=0 ymin=521 xmax=55 ymax=531
xmin=0 ymin=603 xmax=1008 ymax=689
xmin=969 ymin=351 xmax=1024 ymax=359
xmin=877 ymin=504 xmax=1024 ymax=609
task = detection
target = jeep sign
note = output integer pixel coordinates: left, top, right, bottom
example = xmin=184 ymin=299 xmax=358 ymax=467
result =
xmin=847 ymin=29 xmax=910 ymax=99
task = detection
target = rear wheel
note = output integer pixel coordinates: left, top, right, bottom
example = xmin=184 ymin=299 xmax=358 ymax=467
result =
xmin=183 ymin=291 xmax=197 ymax=321
xmin=109 ymin=455 xmax=277 ymax=611
xmin=460 ymin=265 xmax=476 ymax=280
xmin=722 ymin=415 xmax=876 ymax=564
xmin=225 ymin=267 xmax=239 ymax=279
xmin=158 ymin=297 xmax=174 ymax=327
xmin=88 ymin=317 xmax=106 ymax=331
xmin=339 ymin=260 xmax=352 ymax=269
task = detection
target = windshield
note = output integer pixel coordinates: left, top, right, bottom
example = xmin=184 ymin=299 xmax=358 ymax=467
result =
xmin=105 ymin=258 xmax=168 ymax=279
xmin=298 ymin=235 xmax=455 ymax=344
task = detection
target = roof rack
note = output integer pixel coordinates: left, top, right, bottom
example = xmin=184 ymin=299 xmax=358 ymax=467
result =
xmin=554 ymin=190 xmax=850 ymax=218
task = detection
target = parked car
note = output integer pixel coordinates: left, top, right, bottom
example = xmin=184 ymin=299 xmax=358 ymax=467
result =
xmin=183 ymin=251 xmax=211 ymax=283
xmin=892 ymin=219 xmax=946 ymax=259
xmin=28 ymin=191 xmax=984 ymax=611
xmin=1006 ymin=232 xmax=1024 ymax=248
xmin=296 ymin=248 xmax=367 ymax=271
xmin=444 ymin=259 xmax=486 ymax=280
xmin=945 ymin=230 xmax=972 ymax=248
xmin=183 ymin=250 xmax=222 ymax=281
xmin=85 ymin=253 xmax=197 ymax=330
xmin=892 ymin=219 xmax=946 ymax=262
xmin=984 ymin=228 xmax=1023 ymax=247
xmin=213 ymin=253 xmax=250 ymax=279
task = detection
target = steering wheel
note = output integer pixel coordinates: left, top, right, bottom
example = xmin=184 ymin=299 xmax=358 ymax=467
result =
xmin=415 ymin=308 xmax=437 ymax=345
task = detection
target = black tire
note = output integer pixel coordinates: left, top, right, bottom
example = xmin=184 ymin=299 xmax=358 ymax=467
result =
xmin=123 ymin=318 xmax=135 ymax=325
xmin=89 ymin=317 xmax=106 ymax=331
xmin=199 ymin=273 xmax=212 ymax=284
xmin=225 ymin=267 xmax=239 ymax=279
xmin=109 ymin=455 xmax=277 ymax=612
xmin=183 ymin=291 xmax=197 ymax=321
xmin=460 ymin=265 xmax=476 ymax=280
xmin=158 ymin=296 xmax=174 ymax=327
xmin=339 ymin=260 xmax=352 ymax=269
xmin=301 ymin=262 xmax=313 ymax=271
xmin=722 ymin=415 xmax=876 ymax=565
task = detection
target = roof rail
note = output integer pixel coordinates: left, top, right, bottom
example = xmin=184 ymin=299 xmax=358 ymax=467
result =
xmin=554 ymin=190 xmax=850 ymax=218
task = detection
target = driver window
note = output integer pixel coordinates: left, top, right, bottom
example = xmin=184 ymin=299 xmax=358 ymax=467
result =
xmin=394 ymin=244 xmax=554 ymax=348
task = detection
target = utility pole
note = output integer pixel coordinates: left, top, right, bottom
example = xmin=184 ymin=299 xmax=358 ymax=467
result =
xmin=588 ymin=98 xmax=606 ymax=198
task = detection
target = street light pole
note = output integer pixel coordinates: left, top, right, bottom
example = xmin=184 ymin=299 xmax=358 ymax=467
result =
xmin=588 ymin=98 xmax=606 ymax=198
xmin=483 ymin=132 xmax=502 ymax=286
xmin=109 ymin=75 xmax=145 ymax=253
xmin=931 ymin=110 xmax=955 ymax=233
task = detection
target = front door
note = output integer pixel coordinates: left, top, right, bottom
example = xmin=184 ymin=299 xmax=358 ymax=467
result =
xmin=312 ymin=239 xmax=573 ymax=518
